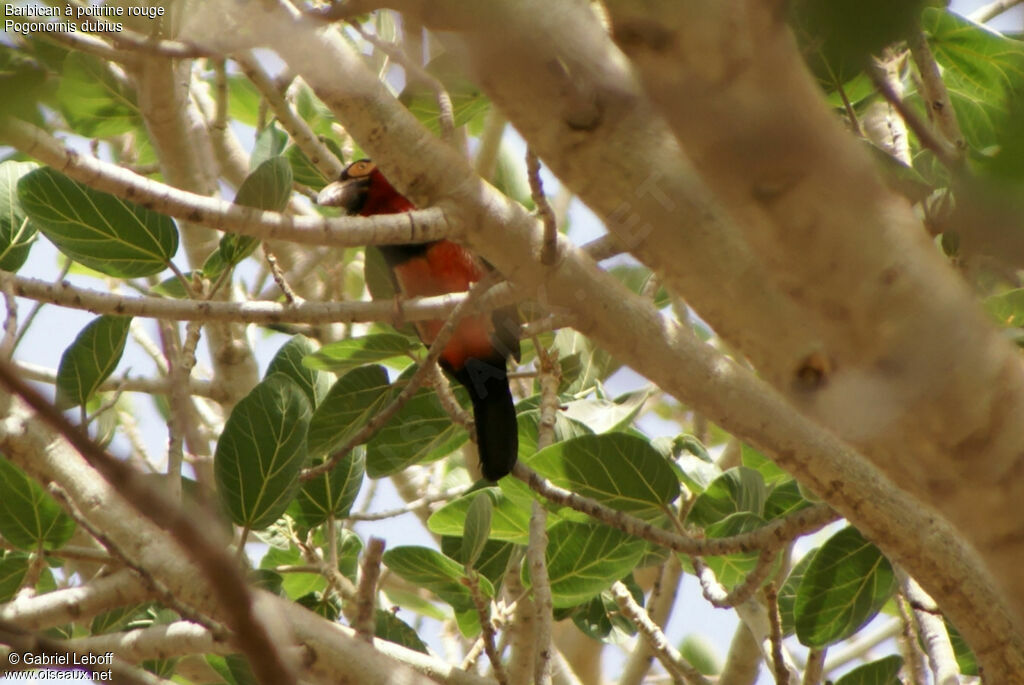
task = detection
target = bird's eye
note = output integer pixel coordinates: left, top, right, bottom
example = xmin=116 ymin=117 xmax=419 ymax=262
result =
xmin=346 ymin=159 xmax=375 ymax=178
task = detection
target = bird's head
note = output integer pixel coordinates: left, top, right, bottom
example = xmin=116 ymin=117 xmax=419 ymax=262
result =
xmin=316 ymin=159 xmax=414 ymax=215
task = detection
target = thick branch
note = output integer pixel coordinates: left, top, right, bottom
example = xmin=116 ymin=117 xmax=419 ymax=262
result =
xmin=0 ymin=119 xmax=453 ymax=250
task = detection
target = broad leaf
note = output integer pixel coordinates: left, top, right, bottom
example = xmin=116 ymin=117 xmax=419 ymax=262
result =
xmin=215 ymin=374 xmax=312 ymax=529
xmin=702 ymin=512 xmax=770 ymax=588
xmin=429 ymin=487 xmax=535 ymax=544
xmin=366 ymin=365 xmax=470 ymax=477
xmin=291 ymin=447 xmax=365 ymax=527
xmin=384 ymin=546 xmax=491 ymax=612
xmin=55 ymin=52 xmax=140 ymax=137
xmin=985 ymin=288 xmax=1024 ymax=328
xmin=208 ymin=157 xmax=293 ymax=277
xmin=525 ymin=433 xmax=680 ymax=521
xmin=922 ymin=8 xmax=1024 ymax=150
xmin=0 ymin=551 xmax=30 ymax=602
xmin=266 ymin=335 xmax=330 ymax=409
xmin=18 ymin=167 xmax=178 ymax=277
xmin=375 ymin=610 xmax=429 ymax=654
xmin=56 ymin=315 xmax=132 ymax=408
xmin=687 ymin=467 xmax=767 ymax=527
xmin=462 ymin=493 xmax=493 ymax=569
xmin=541 ymin=520 xmax=647 ymax=608
xmin=795 ymin=526 xmax=895 ymax=647
xmin=0 ymin=459 xmax=75 ymax=550
xmin=0 ymin=161 xmax=38 ymax=271
xmin=303 ymin=334 xmax=419 ymax=374
xmin=307 ymin=365 xmax=391 ymax=458
xmin=834 ymin=655 xmax=903 ymax=685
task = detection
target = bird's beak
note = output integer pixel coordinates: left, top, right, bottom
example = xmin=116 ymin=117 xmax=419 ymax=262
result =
xmin=316 ymin=177 xmax=369 ymax=213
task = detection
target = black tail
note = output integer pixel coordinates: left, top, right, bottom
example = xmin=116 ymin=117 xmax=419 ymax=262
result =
xmin=453 ymin=357 xmax=518 ymax=481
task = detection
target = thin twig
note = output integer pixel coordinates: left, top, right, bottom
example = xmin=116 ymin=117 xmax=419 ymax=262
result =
xmin=526 ymin=148 xmax=559 ymax=266
xmin=971 ymin=0 xmax=1024 ymax=22
xmin=465 ymin=572 xmax=508 ymax=685
xmin=528 ymin=500 xmax=553 ymax=685
xmin=868 ymin=61 xmax=958 ymax=167
xmin=802 ymin=647 xmax=826 ymax=685
xmin=907 ymin=29 xmax=965 ymax=156
xmin=263 ymin=246 xmax=302 ymax=304
xmin=513 ymin=463 xmax=839 ymax=556
xmin=610 ymin=581 xmax=712 ymax=685
xmin=694 ymin=548 xmax=780 ymax=608
xmin=896 ymin=592 xmax=929 ymax=685
xmin=899 ymin=571 xmax=960 ymax=685
xmin=350 ymin=23 xmax=455 ymax=142
xmin=355 ymin=537 xmax=385 ymax=642
xmin=764 ymin=583 xmax=790 ymax=685
xmin=237 ymin=52 xmax=344 ymax=181
xmin=345 ymin=485 xmax=469 ymax=521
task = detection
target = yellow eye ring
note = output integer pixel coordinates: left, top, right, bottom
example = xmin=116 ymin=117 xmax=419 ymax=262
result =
xmin=346 ymin=159 xmax=375 ymax=178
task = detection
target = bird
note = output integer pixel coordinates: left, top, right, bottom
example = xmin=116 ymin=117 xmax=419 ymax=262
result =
xmin=317 ymin=159 xmax=520 ymax=481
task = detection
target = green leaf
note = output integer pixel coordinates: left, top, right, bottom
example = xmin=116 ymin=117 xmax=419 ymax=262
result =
xmin=560 ymin=390 xmax=650 ymax=434
xmin=205 ymin=654 xmax=256 ymax=685
xmin=303 ymin=334 xmax=419 ymax=374
xmin=260 ymin=541 xmax=326 ymax=600
xmin=440 ymin=536 xmax=515 ymax=588
xmin=365 ymin=366 xmax=470 ymax=477
xmin=55 ymin=52 xmax=139 ymax=138
xmin=210 ymin=156 xmax=293 ymax=276
xmin=525 ymin=433 xmax=680 ymax=521
xmin=0 ymin=551 xmax=29 ymax=602
xmin=763 ymin=479 xmax=815 ymax=520
xmin=383 ymin=546 xmax=489 ymax=612
xmin=215 ymin=374 xmax=312 ymax=529
xmin=571 ymin=580 xmax=643 ymax=641
xmin=985 ymin=288 xmax=1024 ymax=328
xmin=779 ymin=550 xmax=816 ymax=636
xmin=18 ymin=167 xmax=178 ymax=277
xmin=0 ymin=459 xmax=75 ymax=550
xmin=462 ymin=493 xmax=493 ymax=569
xmin=0 ymin=161 xmax=39 ymax=271
xmin=266 ymin=335 xmax=330 ymax=409
xmin=679 ymin=635 xmax=722 ymax=676
xmin=553 ymin=329 xmax=616 ymax=395
xmin=398 ymin=53 xmax=491 ymax=136
xmin=251 ymin=124 xmax=289 ymax=170
xmin=945 ymin=618 xmax=978 ymax=676
xmin=0 ymin=43 xmax=53 ymax=122
xmin=740 ymin=444 xmax=791 ymax=486
xmin=292 ymin=446 xmax=365 ymax=527
xmin=922 ymin=8 xmax=1024 ymax=150
xmin=795 ymin=526 xmax=896 ymax=647
xmin=226 ymin=74 xmax=262 ymax=127
xmin=834 ymin=654 xmax=903 ymax=685
xmin=285 ymin=144 xmax=335 ymax=190
xmin=375 ymin=610 xmax=429 ymax=654
xmin=686 ymin=467 xmax=767 ymax=527
xmin=55 ymin=315 xmax=132 ymax=409
xmin=542 ymin=521 xmax=647 ymax=608
xmin=307 ymin=365 xmax=391 ymax=458
xmin=429 ymin=486 xmax=535 ymax=544
xmin=702 ymin=512 xmax=769 ymax=588
xmin=789 ymin=0 xmax=930 ymax=86
xmin=515 ymin=397 xmax=592 ymax=459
